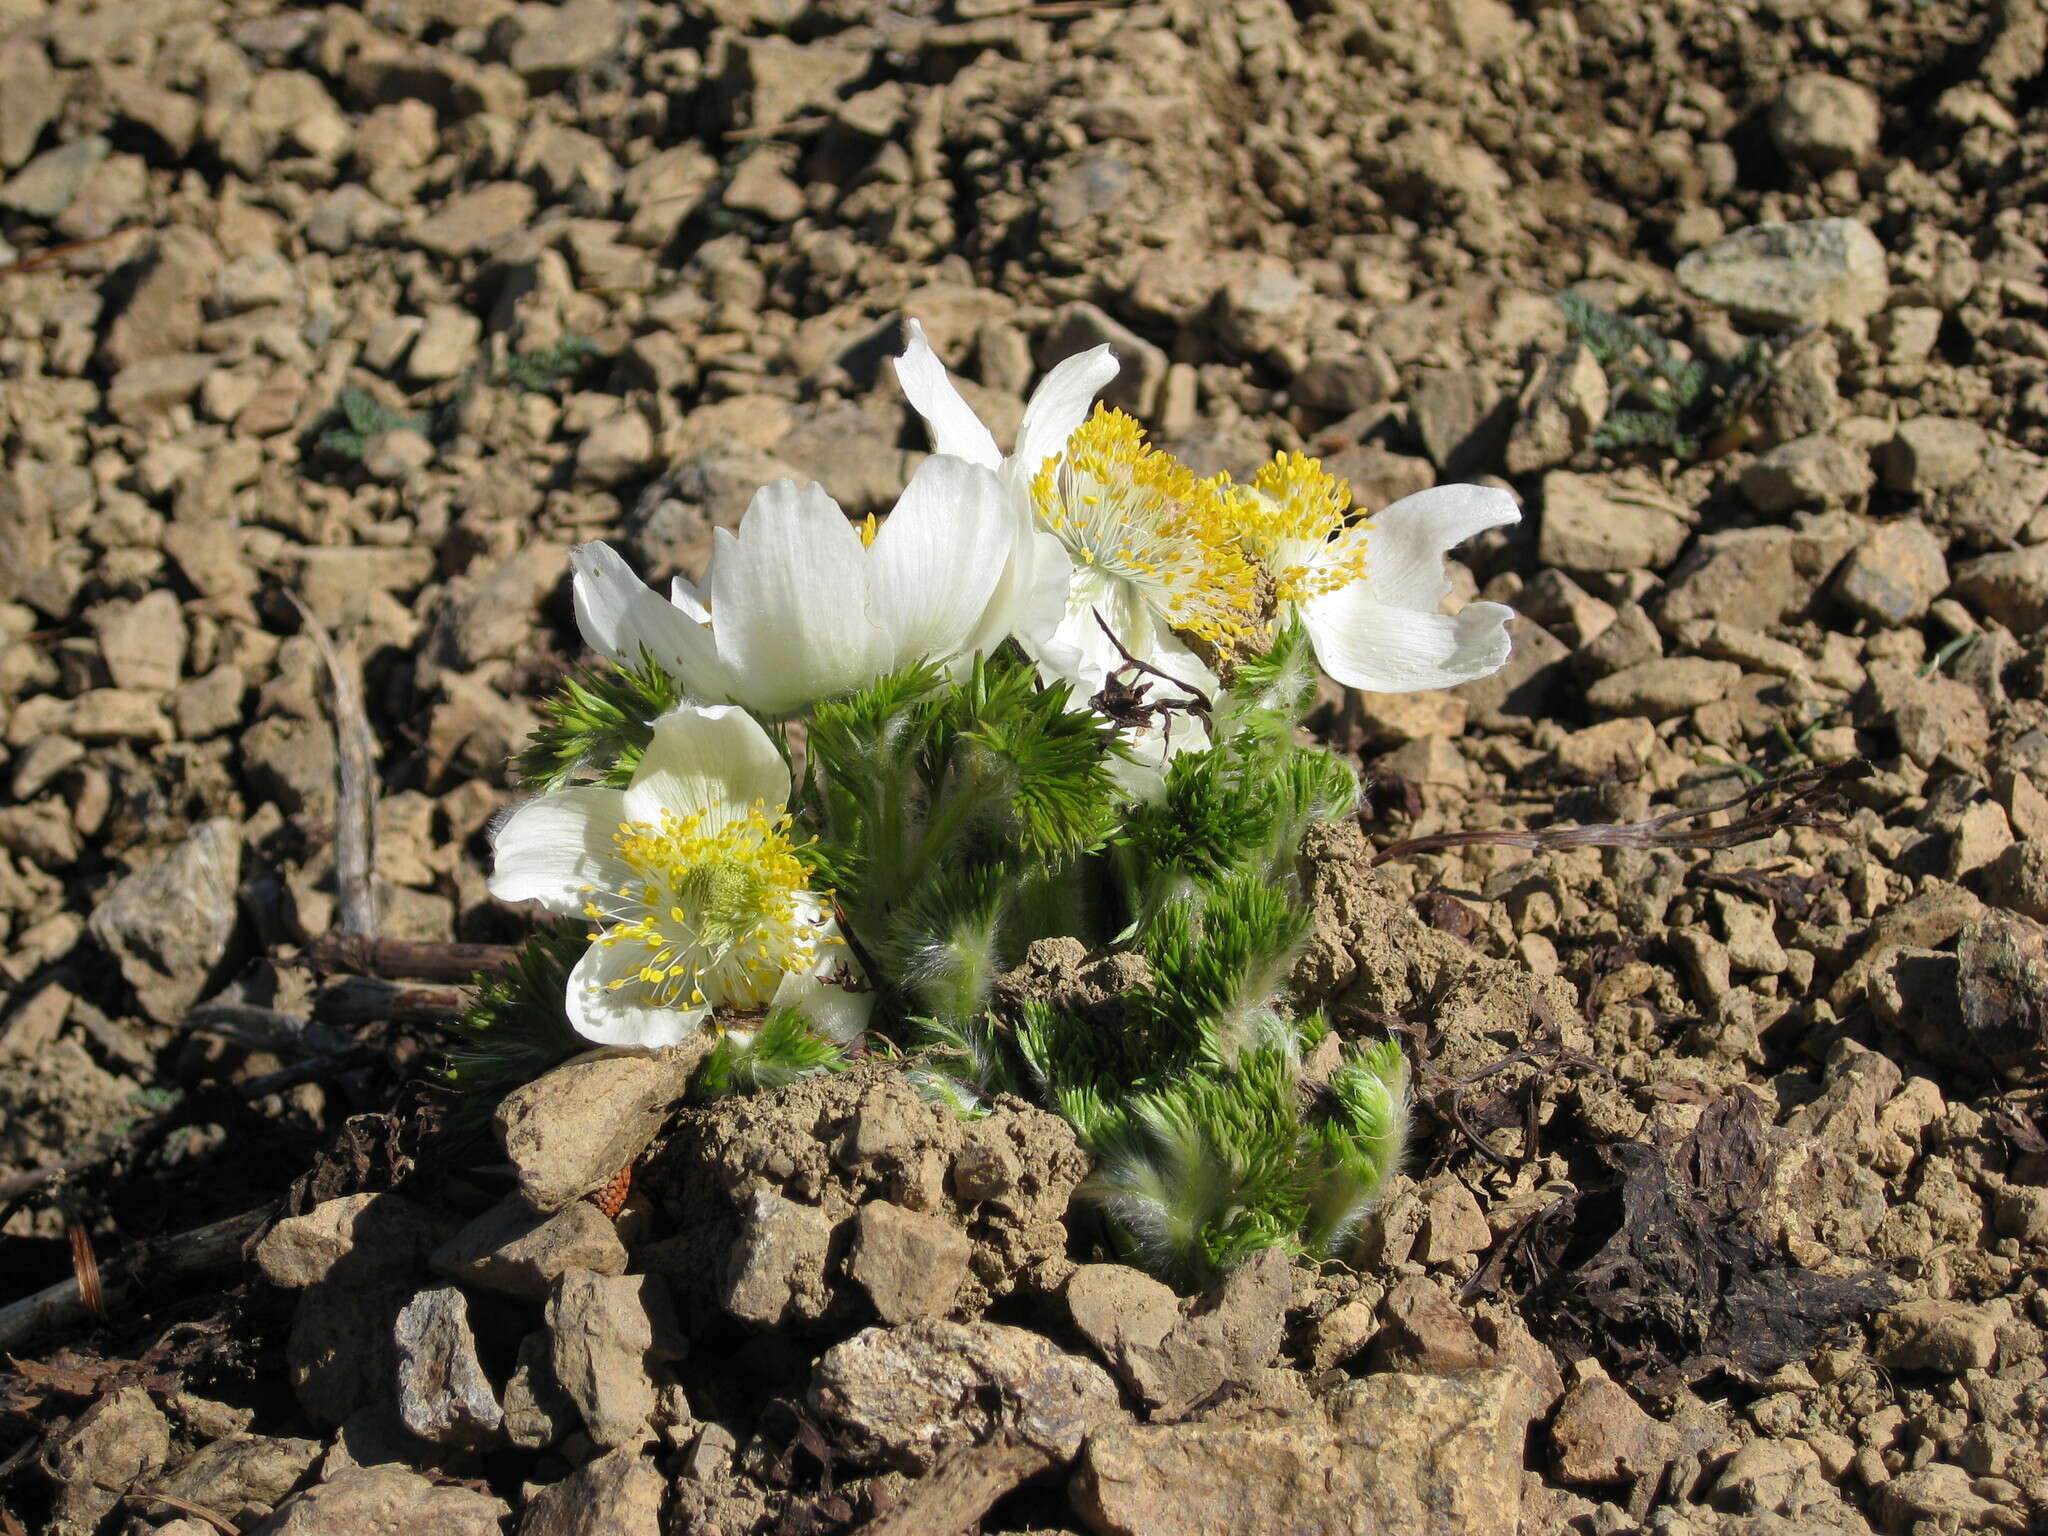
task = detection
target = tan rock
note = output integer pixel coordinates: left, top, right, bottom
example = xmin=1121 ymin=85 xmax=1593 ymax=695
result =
xmin=1073 ymin=1368 xmax=1541 ymax=1536
xmin=496 ymin=1046 xmax=708 ymax=1213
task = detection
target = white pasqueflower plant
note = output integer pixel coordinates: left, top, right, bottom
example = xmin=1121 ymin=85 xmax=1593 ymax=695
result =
xmin=488 ymin=703 xmax=868 ymax=1049
xmin=570 ymin=451 xmax=1017 ymax=717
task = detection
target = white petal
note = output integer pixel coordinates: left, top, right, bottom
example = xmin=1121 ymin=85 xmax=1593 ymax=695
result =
xmin=972 ymin=521 xmax=1075 ymax=665
xmin=1009 ymin=344 xmax=1118 ymax=487
xmin=894 ymin=319 xmax=1001 ymax=469
xmin=570 ymin=542 xmax=729 ymax=693
xmin=1303 ymin=590 xmax=1517 ymax=693
xmin=771 ymin=965 xmax=873 ymax=1045
xmin=1110 ymin=708 xmax=1210 ymax=802
xmin=865 ymin=456 xmax=1013 ymax=668
xmin=487 ymin=787 xmax=632 ymax=915
xmin=669 ymin=574 xmax=710 ymax=624
xmin=1043 ymin=577 xmax=1212 ymax=698
xmin=1357 ymin=485 xmax=1521 ymax=613
xmin=566 ymin=938 xmax=708 ymax=1049
xmin=625 ymin=703 xmax=790 ymax=828
xmin=706 ymin=479 xmax=894 ymax=715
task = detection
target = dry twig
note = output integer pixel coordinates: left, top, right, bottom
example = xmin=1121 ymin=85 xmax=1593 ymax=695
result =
xmin=1372 ymin=760 xmax=1868 ymax=867
xmin=295 ymin=933 xmax=520 ymax=983
xmin=0 ymin=1208 xmax=266 ymax=1355
xmin=285 ymin=594 xmax=379 ymax=938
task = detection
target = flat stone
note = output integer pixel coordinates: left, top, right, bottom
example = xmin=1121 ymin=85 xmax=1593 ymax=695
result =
xmin=407 ymin=305 xmax=481 ymax=381
xmin=574 ymin=410 xmax=657 ymax=490
xmin=1538 ymin=471 xmax=1690 ymax=573
xmin=0 ymin=133 xmax=108 ymax=218
xmin=515 ymin=1445 xmax=664 ymax=1536
xmin=410 ymin=181 xmax=536 ymax=257
xmin=107 ymin=353 xmax=217 ymax=423
xmin=87 ymin=816 xmax=241 ymax=1023
xmin=722 ymin=1188 xmax=839 ymax=1328
xmin=1873 ymin=1299 xmax=1998 ymax=1373
xmin=93 ymin=589 xmax=188 ymax=692
xmin=1873 ymin=1462 xmax=2012 ymax=1533
xmin=504 ymin=0 xmax=624 ymax=85
xmin=256 ymin=1193 xmax=441 ymax=1293
xmin=498 ymin=1047 xmax=706 ymax=1213
xmin=1880 ymin=416 xmax=1988 ymax=495
xmin=1072 ymin=1369 xmax=1541 ymax=1536
xmin=502 ymin=1331 xmax=577 ymax=1451
xmin=1677 ymin=218 xmax=1889 ymax=328
xmin=1740 ymin=434 xmax=1874 ymax=512
xmin=810 ymin=1320 xmax=1123 ymax=1475
xmin=1067 ymin=1248 xmax=1290 ymax=1419
xmin=431 ymin=1194 xmax=627 ymax=1300
xmin=258 ymin=1466 xmax=509 ymax=1536
xmin=154 ymin=1434 xmax=322 ymax=1527
xmin=1770 ymin=73 xmax=1882 ymax=173
xmin=726 ymin=35 xmax=870 ymax=132
xmin=0 ymin=38 xmax=64 ymax=171
xmin=1857 ymin=660 xmax=1990 ymax=767
xmin=48 ymin=1385 xmax=170 ymax=1532
xmin=1549 ymin=1365 xmax=1676 ymax=1485
xmin=1585 ymin=657 xmax=1743 ymax=718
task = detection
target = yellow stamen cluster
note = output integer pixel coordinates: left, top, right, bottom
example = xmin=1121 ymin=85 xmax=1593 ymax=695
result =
xmin=582 ymin=805 xmax=829 ymax=1011
xmin=1237 ymin=451 xmax=1371 ymax=608
xmin=1031 ymin=405 xmax=1262 ymax=650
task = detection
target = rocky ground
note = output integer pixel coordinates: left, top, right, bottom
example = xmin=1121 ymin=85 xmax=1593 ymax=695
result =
xmin=4 ymin=0 xmax=2048 ymax=1532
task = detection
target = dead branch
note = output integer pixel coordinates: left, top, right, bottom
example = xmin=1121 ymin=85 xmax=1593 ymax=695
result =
xmin=0 ymin=1207 xmax=265 ymax=1355
xmin=313 ymin=978 xmax=474 ymax=1025
xmin=286 ymin=593 xmax=378 ymax=939
xmin=294 ymin=933 xmax=520 ymax=983
xmin=1372 ymin=760 xmax=1869 ymax=867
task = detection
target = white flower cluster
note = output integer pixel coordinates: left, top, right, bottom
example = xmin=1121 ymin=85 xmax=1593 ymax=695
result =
xmin=489 ymin=323 xmax=1519 ymax=1051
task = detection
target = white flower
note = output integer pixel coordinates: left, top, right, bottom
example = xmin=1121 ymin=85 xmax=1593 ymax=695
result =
xmin=1236 ymin=453 xmax=1520 ymax=693
xmin=488 ymin=704 xmax=869 ymax=1049
xmin=571 ymin=452 xmax=1015 ymax=717
xmin=894 ymin=318 xmax=1123 ymax=685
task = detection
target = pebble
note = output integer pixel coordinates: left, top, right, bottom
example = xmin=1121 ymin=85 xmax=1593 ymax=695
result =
xmin=1880 ymin=416 xmax=1989 ymax=495
xmin=548 ymin=1271 xmax=685 ymax=1448
xmin=1548 ymin=1364 xmax=1676 ymax=1485
xmin=574 ymin=409 xmax=657 ymax=489
xmin=407 ymin=305 xmax=482 ymax=381
xmin=1676 ymin=218 xmax=1889 ymax=327
xmin=846 ymin=1201 xmax=973 ymax=1324
xmin=411 ymin=181 xmax=537 ymax=257
xmin=1949 ymin=546 xmax=2048 ymax=633
xmin=1537 ymin=471 xmax=1691 ymax=573
xmin=1770 ymin=74 xmax=1882 ymax=173
xmin=1739 ymin=434 xmax=1874 ymax=512
xmin=0 ymin=132 xmax=109 ymax=217
xmin=1832 ymin=520 xmax=1950 ymax=626
xmin=1584 ymin=657 xmax=1742 ymax=719
xmin=1873 ymin=1299 xmax=1999 ymax=1374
